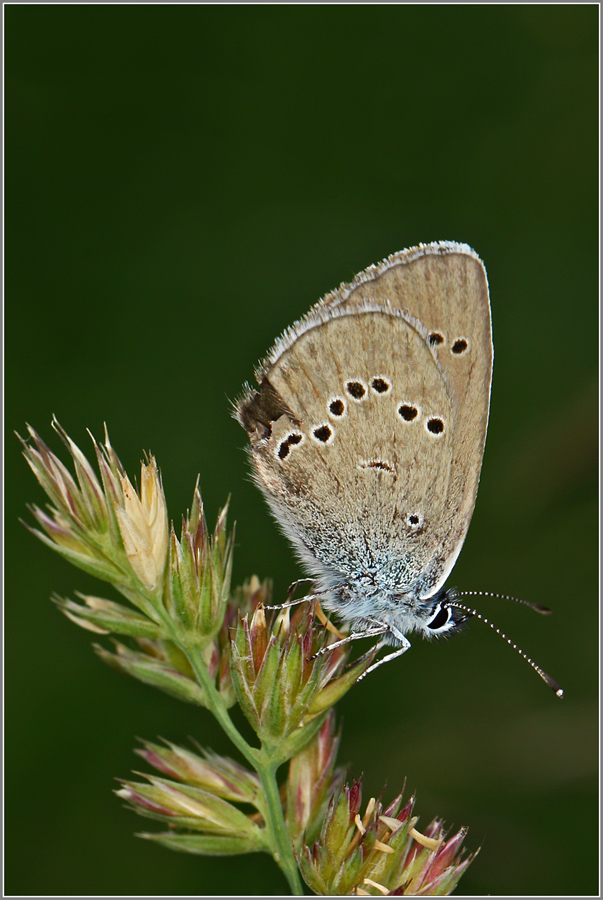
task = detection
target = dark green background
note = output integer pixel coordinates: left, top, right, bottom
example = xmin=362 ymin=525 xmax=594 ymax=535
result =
xmin=5 ymin=5 xmax=598 ymax=897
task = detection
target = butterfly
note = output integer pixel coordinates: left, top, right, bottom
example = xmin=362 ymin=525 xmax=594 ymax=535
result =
xmin=236 ymin=241 xmax=562 ymax=695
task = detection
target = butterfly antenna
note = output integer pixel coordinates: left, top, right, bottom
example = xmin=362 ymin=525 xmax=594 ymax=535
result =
xmin=456 ymin=590 xmax=552 ymax=615
xmin=447 ymin=600 xmax=564 ymax=698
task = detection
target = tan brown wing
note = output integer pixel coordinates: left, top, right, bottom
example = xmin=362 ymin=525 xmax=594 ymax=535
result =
xmin=318 ymin=242 xmax=493 ymax=589
xmin=237 ymin=242 xmax=492 ymax=596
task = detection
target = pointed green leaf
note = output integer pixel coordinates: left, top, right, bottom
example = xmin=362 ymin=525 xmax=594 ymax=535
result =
xmin=94 ymin=643 xmax=208 ymax=706
xmin=138 ymin=830 xmax=266 ymax=855
xmin=54 ymin=595 xmax=164 ymax=639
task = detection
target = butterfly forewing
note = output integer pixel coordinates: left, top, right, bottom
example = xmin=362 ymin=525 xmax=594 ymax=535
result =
xmin=325 ymin=245 xmax=493 ymax=591
xmin=237 ymin=242 xmax=492 ymax=597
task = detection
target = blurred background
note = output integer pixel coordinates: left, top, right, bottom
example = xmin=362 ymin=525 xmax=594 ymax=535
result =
xmin=5 ymin=5 xmax=598 ymax=897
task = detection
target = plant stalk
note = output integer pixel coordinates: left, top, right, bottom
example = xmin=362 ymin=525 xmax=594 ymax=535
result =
xmin=257 ymin=756 xmax=304 ymax=896
xmin=181 ymin=642 xmax=303 ymax=895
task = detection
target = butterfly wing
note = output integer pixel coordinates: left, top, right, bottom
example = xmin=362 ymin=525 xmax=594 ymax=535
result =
xmin=237 ymin=242 xmax=492 ymax=598
xmin=318 ymin=242 xmax=493 ymax=592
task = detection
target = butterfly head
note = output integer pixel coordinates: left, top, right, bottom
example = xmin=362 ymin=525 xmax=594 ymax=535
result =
xmin=423 ymin=590 xmax=470 ymax=637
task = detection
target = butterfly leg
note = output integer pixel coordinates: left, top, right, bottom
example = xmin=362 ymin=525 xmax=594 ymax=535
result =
xmin=362 ymin=636 xmax=412 ymax=678
xmin=263 ymin=592 xmax=321 ymax=611
xmin=311 ymin=625 xmax=389 ymax=659
xmin=263 ymin=578 xmax=319 ymax=610
xmin=286 ymin=577 xmax=315 ymax=597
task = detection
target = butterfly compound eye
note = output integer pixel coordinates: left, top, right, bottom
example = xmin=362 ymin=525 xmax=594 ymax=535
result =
xmin=427 ymin=605 xmax=453 ymax=631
